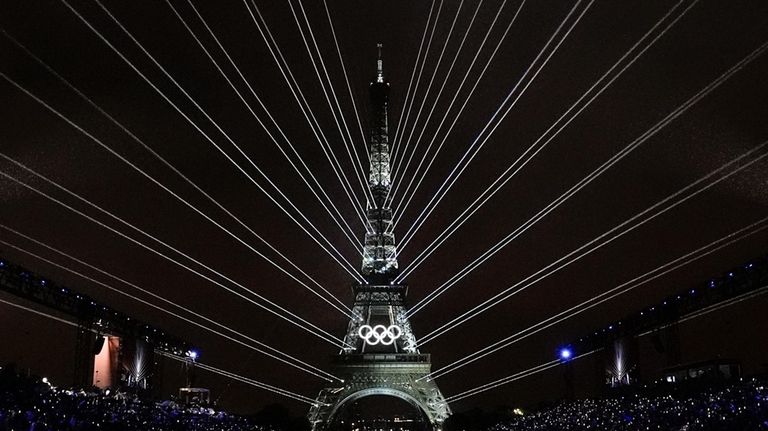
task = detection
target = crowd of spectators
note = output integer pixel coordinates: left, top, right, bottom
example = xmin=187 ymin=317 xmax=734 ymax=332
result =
xmin=4 ymin=362 xmax=768 ymax=430
xmin=487 ymin=378 xmax=768 ymax=430
xmin=0 ymin=364 xmax=269 ymax=431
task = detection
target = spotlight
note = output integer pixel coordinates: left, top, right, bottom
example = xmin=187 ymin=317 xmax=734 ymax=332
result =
xmin=186 ymin=350 xmax=199 ymax=361
xmin=559 ymin=348 xmax=572 ymax=360
xmin=42 ymin=377 xmax=49 ymax=384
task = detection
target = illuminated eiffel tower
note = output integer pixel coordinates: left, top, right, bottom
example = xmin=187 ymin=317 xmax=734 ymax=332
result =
xmin=308 ymin=45 xmax=451 ymax=430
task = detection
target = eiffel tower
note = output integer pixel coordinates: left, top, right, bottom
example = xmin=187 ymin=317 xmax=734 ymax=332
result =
xmin=307 ymin=45 xmax=451 ymax=430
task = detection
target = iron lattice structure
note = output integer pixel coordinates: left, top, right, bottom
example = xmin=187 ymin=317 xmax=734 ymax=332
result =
xmin=362 ymin=44 xmax=398 ymax=280
xmin=309 ymin=45 xmax=450 ymax=430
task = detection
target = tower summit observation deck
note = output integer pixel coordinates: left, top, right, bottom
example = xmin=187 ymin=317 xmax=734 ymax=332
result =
xmin=308 ymin=45 xmax=450 ymax=431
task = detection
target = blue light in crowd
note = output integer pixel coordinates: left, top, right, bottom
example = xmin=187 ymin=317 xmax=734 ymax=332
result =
xmin=187 ymin=350 xmax=199 ymax=360
xmin=559 ymin=348 xmax=572 ymax=360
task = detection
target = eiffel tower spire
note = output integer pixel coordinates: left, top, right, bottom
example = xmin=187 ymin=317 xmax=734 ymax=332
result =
xmin=362 ymin=43 xmax=399 ymax=283
xmin=376 ymin=42 xmax=385 ymax=83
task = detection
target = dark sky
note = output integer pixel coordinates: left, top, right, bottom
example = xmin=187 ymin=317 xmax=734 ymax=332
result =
xmin=2 ymin=0 xmax=768 ymax=417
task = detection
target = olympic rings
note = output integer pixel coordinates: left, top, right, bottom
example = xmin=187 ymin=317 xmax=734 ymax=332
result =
xmin=358 ymin=324 xmax=402 ymax=346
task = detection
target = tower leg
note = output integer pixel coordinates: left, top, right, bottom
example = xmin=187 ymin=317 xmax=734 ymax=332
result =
xmin=73 ymin=318 xmax=94 ymax=388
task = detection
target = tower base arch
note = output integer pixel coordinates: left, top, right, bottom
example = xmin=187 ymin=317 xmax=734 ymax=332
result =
xmin=308 ymin=354 xmax=450 ymax=430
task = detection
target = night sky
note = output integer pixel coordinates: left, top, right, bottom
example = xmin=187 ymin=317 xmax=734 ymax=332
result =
xmin=2 ymin=0 xmax=768 ymax=417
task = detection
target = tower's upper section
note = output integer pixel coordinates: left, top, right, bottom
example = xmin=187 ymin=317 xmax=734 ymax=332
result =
xmin=368 ymin=43 xmax=391 ymax=206
xmin=362 ymin=44 xmax=398 ymax=283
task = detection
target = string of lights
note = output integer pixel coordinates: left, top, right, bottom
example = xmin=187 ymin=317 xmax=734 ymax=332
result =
xmin=171 ymin=0 xmax=363 ymax=254
xmin=0 ymin=296 xmax=83 ymax=330
xmin=383 ymin=0 xmax=486 ymax=209
xmin=446 ymin=281 xmax=768 ymax=402
xmin=417 ymin=138 xmax=768 ymax=344
xmin=386 ymin=0 xmax=523 ymax=217
xmin=158 ymin=352 xmax=321 ymax=405
xmin=241 ymin=0 xmax=371 ymax=231
xmin=288 ymin=0 xmax=375 ymax=207
xmin=638 ymin=285 xmax=768 ymax=336
xmin=406 ymin=39 xmax=768 ymax=308
xmin=60 ymin=0 xmax=366 ymax=282
xmin=389 ymin=0 xmax=443 ymax=171
xmin=395 ymin=0 xmax=593 ymax=245
xmin=0 ymin=229 xmax=340 ymax=382
xmin=424 ymin=215 xmax=768 ymax=380
xmin=396 ymin=0 xmax=696 ymax=282
xmin=322 ymin=0 xmax=371 ymax=164
xmin=444 ymin=351 xmax=598 ymax=403
xmin=386 ymin=0 xmax=464 ymax=202
xmin=294 ymin=0 xmax=374 ymax=207
xmin=0 ymin=167 xmax=350 ymax=349
xmin=95 ymin=0 xmax=366 ymax=281
xmin=0 ymin=29 xmax=353 ymax=317
xmin=0 ymin=76 xmax=354 ymax=318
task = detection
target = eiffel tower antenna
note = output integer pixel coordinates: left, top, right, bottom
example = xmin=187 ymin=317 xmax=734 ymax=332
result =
xmin=309 ymin=44 xmax=451 ymax=430
xmin=376 ymin=42 xmax=385 ymax=83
